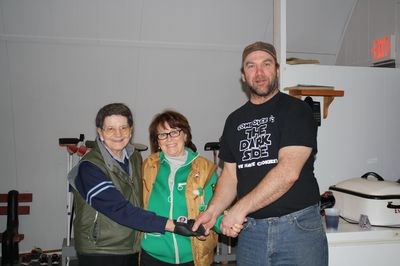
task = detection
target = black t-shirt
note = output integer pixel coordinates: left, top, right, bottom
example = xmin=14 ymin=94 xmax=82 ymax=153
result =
xmin=219 ymin=92 xmax=320 ymax=218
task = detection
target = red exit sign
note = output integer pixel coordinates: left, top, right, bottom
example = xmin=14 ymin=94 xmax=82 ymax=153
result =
xmin=371 ymin=34 xmax=396 ymax=62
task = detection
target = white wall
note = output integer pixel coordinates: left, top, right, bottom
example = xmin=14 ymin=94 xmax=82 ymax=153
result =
xmin=286 ymin=0 xmax=356 ymax=65
xmin=0 ymin=0 xmax=399 ymax=255
xmin=282 ymin=64 xmax=400 ymax=191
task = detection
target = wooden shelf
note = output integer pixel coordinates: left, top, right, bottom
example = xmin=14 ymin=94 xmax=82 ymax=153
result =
xmin=288 ymin=88 xmax=344 ymax=119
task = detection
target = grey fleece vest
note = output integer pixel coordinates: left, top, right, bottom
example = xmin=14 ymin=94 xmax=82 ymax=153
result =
xmin=72 ymin=141 xmax=143 ymax=254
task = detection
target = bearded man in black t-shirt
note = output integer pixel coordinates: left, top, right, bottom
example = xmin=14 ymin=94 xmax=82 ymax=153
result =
xmin=193 ymin=42 xmax=328 ymax=266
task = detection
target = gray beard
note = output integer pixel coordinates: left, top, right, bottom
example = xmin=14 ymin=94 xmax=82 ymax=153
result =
xmin=249 ymin=77 xmax=279 ymax=98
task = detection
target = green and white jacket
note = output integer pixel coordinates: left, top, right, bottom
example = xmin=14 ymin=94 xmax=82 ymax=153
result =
xmin=141 ymin=148 xmax=221 ymax=265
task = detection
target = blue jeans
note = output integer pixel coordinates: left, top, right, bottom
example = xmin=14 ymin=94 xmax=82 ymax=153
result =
xmin=237 ymin=204 xmax=328 ymax=266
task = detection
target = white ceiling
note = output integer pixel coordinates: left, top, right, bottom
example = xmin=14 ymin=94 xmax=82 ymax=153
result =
xmin=0 ymin=0 xmax=357 ymax=58
xmin=287 ymin=0 xmax=357 ymax=58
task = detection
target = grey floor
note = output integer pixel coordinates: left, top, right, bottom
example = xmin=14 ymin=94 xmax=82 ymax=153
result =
xmin=67 ymin=258 xmax=236 ymax=265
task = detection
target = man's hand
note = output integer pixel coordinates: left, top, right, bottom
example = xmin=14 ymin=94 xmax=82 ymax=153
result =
xmin=225 ymin=221 xmax=244 ymax=238
xmin=174 ymin=219 xmax=206 ymax=237
xmin=220 ymin=207 xmax=247 ymax=237
xmin=192 ymin=209 xmax=217 ymax=237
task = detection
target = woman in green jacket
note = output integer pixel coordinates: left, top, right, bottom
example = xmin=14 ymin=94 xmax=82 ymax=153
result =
xmin=141 ymin=110 xmax=242 ymax=266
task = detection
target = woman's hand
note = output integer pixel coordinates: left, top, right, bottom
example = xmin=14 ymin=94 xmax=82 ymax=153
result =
xmin=165 ymin=219 xmax=175 ymax=232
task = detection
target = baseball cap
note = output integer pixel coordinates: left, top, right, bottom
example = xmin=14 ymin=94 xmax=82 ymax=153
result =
xmin=242 ymin=41 xmax=277 ymax=66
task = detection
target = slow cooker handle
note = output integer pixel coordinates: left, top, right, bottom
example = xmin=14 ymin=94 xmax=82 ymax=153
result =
xmin=361 ymin=172 xmax=384 ymax=181
xmin=387 ymin=202 xmax=400 ymax=209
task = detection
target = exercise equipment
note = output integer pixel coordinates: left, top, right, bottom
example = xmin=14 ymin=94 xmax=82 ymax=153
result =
xmin=1 ymin=190 xmax=19 ymax=266
xmin=59 ymin=134 xmax=89 ymax=266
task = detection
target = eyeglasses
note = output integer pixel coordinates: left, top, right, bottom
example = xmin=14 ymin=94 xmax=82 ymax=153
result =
xmin=102 ymin=125 xmax=131 ymax=137
xmin=157 ymin=129 xmax=182 ymax=140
